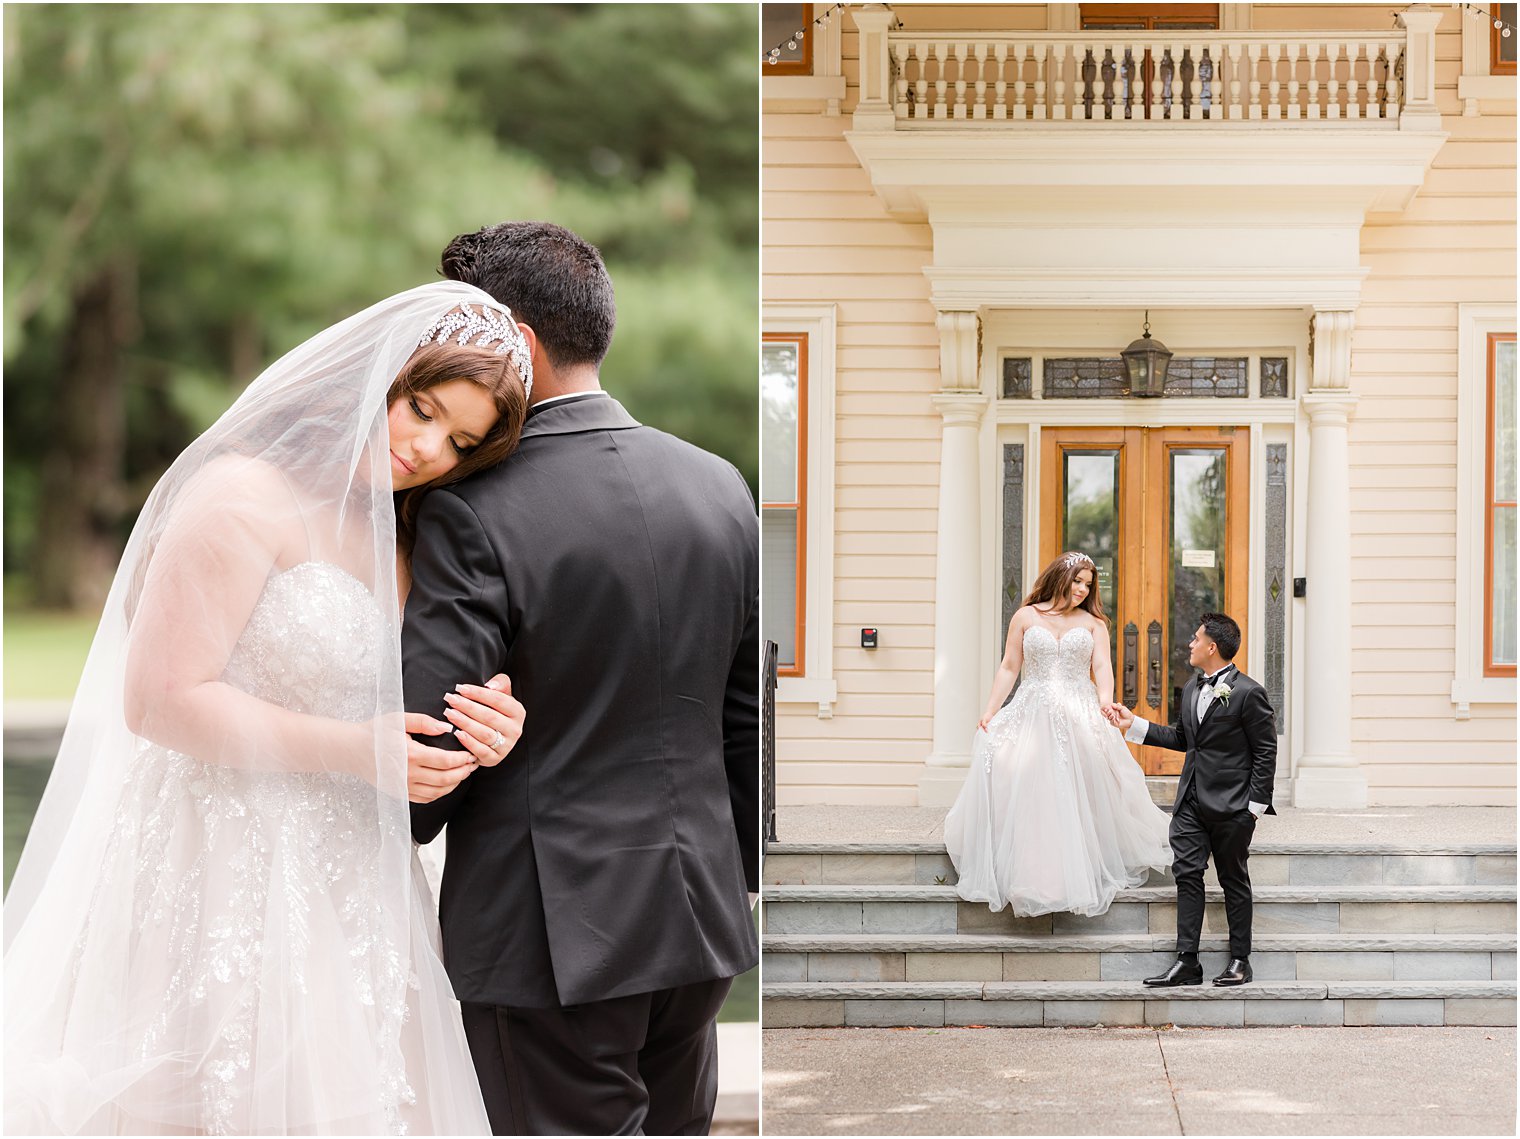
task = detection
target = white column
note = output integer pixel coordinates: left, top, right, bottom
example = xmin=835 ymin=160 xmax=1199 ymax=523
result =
xmin=852 ymin=5 xmax=898 ymax=132
xmin=1294 ymin=309 xmax=1367 ymax=809
xmin=919 ymin=310 xmax=986 ymax=807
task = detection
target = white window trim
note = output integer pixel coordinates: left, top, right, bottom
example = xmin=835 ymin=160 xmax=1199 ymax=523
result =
xmin=1453 ymin=303 xmax=1516 ymax=716
xmin=765 ymin=304 xmax=838 ymax=717
xmin=1459 ymin=6 xmax=1517 ymax=115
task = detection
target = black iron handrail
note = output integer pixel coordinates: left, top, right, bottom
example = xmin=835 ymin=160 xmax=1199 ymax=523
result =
xmin=762 ymin=639 xmax=778 ymax=845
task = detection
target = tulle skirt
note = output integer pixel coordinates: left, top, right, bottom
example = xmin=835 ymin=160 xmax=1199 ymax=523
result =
xmin=944 ymin=682 xmax=1172 ymax=917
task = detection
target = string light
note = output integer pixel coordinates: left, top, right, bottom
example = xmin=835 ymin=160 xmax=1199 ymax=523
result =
xmin=1458 ymin=3 xmax=1517 ymax=38
xmin=763 ymin=3 xmax=846 ymax=65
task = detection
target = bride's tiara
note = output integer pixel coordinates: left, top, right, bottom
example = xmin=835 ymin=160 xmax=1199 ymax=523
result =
xmin=417 ymin=302 xmax=534 ymax=402
xmin=1057 ymin=551 xmax=1094 ymax=570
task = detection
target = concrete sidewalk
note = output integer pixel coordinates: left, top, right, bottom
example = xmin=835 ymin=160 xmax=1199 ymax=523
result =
xmin=762 ymin=1025 xmax=1516 ymax=1135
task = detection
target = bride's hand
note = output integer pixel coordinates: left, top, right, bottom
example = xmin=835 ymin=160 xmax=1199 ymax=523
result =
xmin=977 ymin=715 xmax=991 ymax=732
xmin=442 ymin=674 xmax=525 ymax=768
xmin=405 ymin=713 xmax=478 ymax=803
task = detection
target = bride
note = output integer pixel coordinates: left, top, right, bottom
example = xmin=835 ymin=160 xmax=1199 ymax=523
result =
xmin=944 ymin=550 xmax=1171 ymax=917
xmin=4 ymin=283 xmax=533 ymax=1134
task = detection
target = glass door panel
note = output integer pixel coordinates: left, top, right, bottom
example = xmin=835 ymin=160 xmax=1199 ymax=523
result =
xmin=1062 ymin=449 xmax=1121 ymax=665
xmin=1038 ymin=426 xmax=1248 ymax=777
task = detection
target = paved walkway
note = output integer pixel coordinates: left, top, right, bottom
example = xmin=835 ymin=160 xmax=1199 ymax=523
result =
xmin=774 ymin=805 xmax=1518 ymax=846
xmin=762 ymin=1025 xmax=1516 ymax=1135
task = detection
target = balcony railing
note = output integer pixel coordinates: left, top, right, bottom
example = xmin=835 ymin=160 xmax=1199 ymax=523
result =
xmin=888 ymin=32 xmax=1408 ymax=124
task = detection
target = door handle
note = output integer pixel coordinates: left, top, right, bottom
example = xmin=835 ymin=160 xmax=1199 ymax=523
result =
xmin=1147 ymin=620 xmax=1163 ymax=709
xmin=1123 ymin=622 xmax=1138 ymax=708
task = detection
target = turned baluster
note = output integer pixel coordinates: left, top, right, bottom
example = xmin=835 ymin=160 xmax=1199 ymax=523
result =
xmin=994 ymin=43 xmax=1009 ymax=121
xmin=1385 ymin=45 xmax=1402 ymax=120
xmin=1227 ymin=41 xmax=1244 ymax=119
xmin=1052 ymin=42 xmax=1068 ymax=120
xmin=1345 ymin=40 xmax=1362 ymax=120
xmin=1366 ymin=41 xmax=1384 ymax=119
xmin=1326 ymin=40 xmax=1342 ymax=120
xmin=1006 ymin=43 xmax=1023 ymax=121
xmin=1033 ymin=43 xmax=1049 ymax=120
xmin=1286 ymin=41 xmax=1302 ymax=119
xmin=914 ymin=41 xmax=931 ymax=119
xmin=1247 ymin=43 xmax=1263 ymax=119
xmin=951 ymin=42 xmax=968 ymax=119
xmin=1263 ymin=42 xmax=1281 ymax=119
xmin=1306 ymin=41 xmax=1322 ymax=120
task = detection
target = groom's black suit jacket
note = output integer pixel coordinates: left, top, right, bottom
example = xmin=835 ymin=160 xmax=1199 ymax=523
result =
xmin=403 ymin=393 xmax=760 ymax=1009
xmin=1143 ymin=668 xmax=1278 ymax=822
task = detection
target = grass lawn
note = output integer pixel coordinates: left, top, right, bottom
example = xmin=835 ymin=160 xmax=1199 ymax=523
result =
xmin=4 ymin=608 xmax=102 ymax=701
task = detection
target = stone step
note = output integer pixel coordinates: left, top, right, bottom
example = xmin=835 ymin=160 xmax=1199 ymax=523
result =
xmin=762 ymin=980 xmax=1518 ymax=1029
xmin=763 ymin=843 xmax=1518 ymax=889
xmin=764 ymin=932 xmax=1517 ymax=983
xmin=762 ymin=884 xmax=1516 ymax=937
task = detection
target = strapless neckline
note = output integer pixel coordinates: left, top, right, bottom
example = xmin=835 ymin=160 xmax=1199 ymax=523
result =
xmin=1024 ymin=624 xmax=1094 ymax=646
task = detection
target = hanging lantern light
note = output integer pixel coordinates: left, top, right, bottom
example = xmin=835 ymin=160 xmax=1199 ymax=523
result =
xmin=1120 ymin=310 xmax=1173 ymax=398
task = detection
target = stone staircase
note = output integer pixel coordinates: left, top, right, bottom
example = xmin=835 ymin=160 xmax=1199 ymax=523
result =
xmin=762 ymin=840 xmax=1517 ymax=1028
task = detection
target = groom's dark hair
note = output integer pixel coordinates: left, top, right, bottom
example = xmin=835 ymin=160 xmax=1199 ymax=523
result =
xmin=1199 ymin=613 xmax=1241 ymax=660
xmin=440 ymin=221 xmax=616 ymax=369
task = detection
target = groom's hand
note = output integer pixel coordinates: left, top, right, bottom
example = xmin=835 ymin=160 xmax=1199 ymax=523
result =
xmin=405 ymin=713 xmax=478 ymax=803
xmin=1104 ymin=703 xmax=1135 ymax=730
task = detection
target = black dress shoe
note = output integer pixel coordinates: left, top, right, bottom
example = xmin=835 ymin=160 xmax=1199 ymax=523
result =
xmin=1213 ymin=957 xmax=1253 ymax=986
xmin=1143 ymin=959 xmax=1203 ymax=987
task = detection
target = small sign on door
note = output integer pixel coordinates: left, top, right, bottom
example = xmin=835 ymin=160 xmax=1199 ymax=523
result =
xmin=1181 ymin=549 xmax=1217 ymax=569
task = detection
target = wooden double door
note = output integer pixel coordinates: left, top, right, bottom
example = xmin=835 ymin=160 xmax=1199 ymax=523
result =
xmin=1039 ymin=426 xmax=1248 ymax=775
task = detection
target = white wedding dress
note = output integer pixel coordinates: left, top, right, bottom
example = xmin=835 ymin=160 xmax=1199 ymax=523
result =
xmin=944 ymin=625 xmax=1172 ymax=917
xmin=6 ymin=562 xmax=489 ymax=1135
xmin=4 ymin=284 xmax=502 ymax=1136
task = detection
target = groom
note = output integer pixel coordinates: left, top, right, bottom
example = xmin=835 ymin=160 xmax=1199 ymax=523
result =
xmin=403 ymin=222 xmax=759 ymax=1134
xmin=1105 ymin=613 xmax=1277 ymax=988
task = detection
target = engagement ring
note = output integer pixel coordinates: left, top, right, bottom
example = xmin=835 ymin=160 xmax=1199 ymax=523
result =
xmin=490 ymin=730 xmax=506 ymax=753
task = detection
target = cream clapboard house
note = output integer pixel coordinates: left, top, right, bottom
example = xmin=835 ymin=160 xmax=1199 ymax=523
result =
xmin=762 ymin=2 xmax=1517 ymax=810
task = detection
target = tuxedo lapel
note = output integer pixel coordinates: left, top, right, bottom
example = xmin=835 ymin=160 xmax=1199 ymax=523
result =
xmin=1183 ymin=676 xmax=1200 ymax=739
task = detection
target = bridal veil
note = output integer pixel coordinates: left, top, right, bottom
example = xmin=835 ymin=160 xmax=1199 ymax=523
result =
xmin=4 ymin=282 xmax=498 ymax=1134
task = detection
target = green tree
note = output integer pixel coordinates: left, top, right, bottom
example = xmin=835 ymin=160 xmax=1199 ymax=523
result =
xmin=5 ymin=4 xmax=757 ymax=608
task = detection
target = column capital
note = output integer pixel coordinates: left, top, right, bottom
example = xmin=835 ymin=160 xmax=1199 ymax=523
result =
xmin=1301 ymin=389 xmax=1360 ymax=425
xmin=1310 ymin=308 xmax=1356 ymax=390
xmin=932 ymin=391 xmax=988 ymax=426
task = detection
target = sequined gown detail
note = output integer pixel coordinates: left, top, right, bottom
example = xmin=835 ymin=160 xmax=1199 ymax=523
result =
xmin=55 ymin=564 xmax=435 ymax=1134
xmin=944 ymin=625 xmax=1172 ymax=917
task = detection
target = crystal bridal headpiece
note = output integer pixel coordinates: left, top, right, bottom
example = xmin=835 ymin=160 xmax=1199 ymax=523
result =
xmin=1058 ymin=551 xmax=1094 ymax=570
xmin=417 ymin=301 xmax=534 ymax=402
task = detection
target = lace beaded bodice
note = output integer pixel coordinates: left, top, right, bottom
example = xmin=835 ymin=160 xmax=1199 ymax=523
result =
xmin=1016 ymin=624 xmax=1097 ymax=698
xmin=222 ymin=561 xmax=386 ymax=716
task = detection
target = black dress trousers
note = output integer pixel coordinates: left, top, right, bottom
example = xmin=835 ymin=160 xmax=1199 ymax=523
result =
xmin=460 ymin=976 xmax=734 ymax=1136
xmin=1167 ymin=783 xmax=1257 ymax=958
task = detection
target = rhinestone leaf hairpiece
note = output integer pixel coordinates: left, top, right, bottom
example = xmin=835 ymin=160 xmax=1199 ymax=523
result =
xmin=1059 ymin=551 xmax=1094 ymax=569
xmin=417 ymin=301 xmax=534 ymax=401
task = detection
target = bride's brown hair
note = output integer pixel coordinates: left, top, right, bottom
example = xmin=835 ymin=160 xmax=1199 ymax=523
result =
xmin=1022 ymin=551 xmax=1108 ymax=623
xmin=392 ymin=343 xmax=528 ymax=558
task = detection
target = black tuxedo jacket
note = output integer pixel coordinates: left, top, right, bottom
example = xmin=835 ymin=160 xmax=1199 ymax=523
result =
xmin=1142 ymin=667 xmax=1278 ymax=822
xmin=403 ymin=393 xmax=760 ymax=1008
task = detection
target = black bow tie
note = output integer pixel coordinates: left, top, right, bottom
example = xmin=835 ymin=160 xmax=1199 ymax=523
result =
xmin=1201 ymin=668 xmax=1233 ymax=687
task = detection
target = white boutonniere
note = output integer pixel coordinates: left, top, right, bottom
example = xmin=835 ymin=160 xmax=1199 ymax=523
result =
xmin=1213 ymin=681 xmax=1233 ymax=707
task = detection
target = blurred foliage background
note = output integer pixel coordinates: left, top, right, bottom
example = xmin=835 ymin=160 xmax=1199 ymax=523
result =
xmin=4 ymin=2 xmax=760 ymax=614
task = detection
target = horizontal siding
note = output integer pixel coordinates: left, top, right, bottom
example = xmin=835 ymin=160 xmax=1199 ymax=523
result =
xmin=765 ymin=4 xmax=1515 ymax=808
